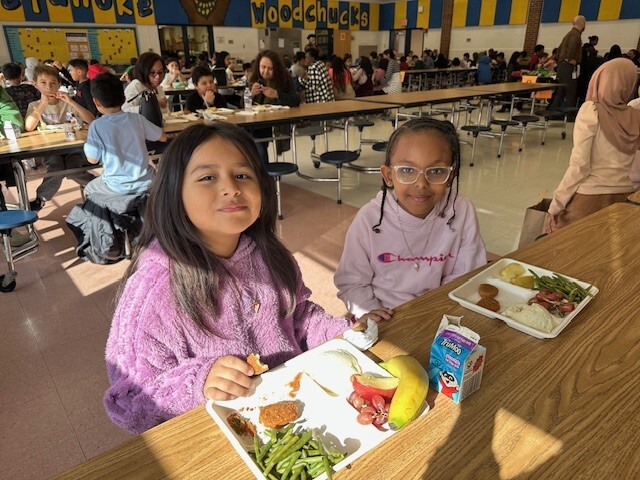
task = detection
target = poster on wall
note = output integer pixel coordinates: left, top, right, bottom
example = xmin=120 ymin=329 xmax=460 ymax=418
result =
xmin=4 ymin=27 xmax=138 ymax=66
xmin=65 ymin=32 xmax=90 ymax=60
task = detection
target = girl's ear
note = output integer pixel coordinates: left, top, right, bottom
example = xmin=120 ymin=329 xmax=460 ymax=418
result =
xmin=380 ymin=165 xmax=393 ymax=188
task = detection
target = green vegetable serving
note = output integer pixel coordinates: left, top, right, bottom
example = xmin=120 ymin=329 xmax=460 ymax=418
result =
xmin=529 ymin=269 xmax=593 ymax=303
xmin=250 ymin=425 xmax=345 ymax=479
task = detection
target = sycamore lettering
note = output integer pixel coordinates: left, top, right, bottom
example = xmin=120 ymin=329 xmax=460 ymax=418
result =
xmin=1 ymin=0 xmax=153 ymax=16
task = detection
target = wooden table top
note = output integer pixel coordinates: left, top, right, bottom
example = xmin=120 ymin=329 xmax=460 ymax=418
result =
xmin=164 ymin=100 xmax=396 ymax=134
xmin=354 ymin=88 xmax=486 ymax=108
xmin=0 ymin=129 xmax=88 ymax=162
xmin=54 ymin=202 xmax=640 ymax=479
xmin=404 ymin=67 xmax=477 ymax=75
xmin=459 ymin=83 xmax=559 ymax=95
xmin=628 ymin=190 xmax=640 ymax=205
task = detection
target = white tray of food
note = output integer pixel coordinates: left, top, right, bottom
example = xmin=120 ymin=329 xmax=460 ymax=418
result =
xmin=206 ymin=339 xmax=428 ymax=480
xmin=448 ymin=258 xmax=598 ymax=339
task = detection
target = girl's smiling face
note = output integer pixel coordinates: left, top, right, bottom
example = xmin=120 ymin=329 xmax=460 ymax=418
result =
xmin=181 ymin=136 xmax=262 ymax=257
xmin=381 ymin=131 xmax=454 ymax=219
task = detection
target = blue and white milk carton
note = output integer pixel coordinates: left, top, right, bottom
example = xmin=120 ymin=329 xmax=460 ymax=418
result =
xmin=428 ymin=315 xmax=485 ymax=403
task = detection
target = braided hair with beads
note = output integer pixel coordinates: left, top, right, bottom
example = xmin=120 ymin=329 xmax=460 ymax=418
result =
xmin=371 ymin=117 xmax=461 ymax=233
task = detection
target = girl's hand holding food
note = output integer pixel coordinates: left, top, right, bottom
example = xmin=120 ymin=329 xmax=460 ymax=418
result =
xmin=203 ymin=355 xmax=255 ymax=401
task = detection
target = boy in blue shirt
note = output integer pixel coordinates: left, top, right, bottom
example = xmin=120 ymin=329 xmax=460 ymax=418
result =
xmin=83 ymin=73 xmax=167 ymax=198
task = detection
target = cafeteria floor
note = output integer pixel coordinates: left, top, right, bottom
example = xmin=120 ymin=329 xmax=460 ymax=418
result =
xmin=1 ymin=111 xmax=574 ymax=478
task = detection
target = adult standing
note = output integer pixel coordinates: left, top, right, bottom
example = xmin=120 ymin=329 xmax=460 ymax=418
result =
xmin=544 ymin=59 xmax=640 ymax=233
xmin=549 ymin=15 xmax=585 ymax=111
xmin=299 ymin=48 xmax=334 ymax=103
xmin=123 ymin=52 xmax=168 ymax=114
xmin=248 ymin=50 xmax=301 ymax=164
xmin=304 ymin=34 xmax=317 ymax=53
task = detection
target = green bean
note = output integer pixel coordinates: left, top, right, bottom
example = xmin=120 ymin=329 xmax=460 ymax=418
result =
xmin=281 ymin=451 xmax=301 ymax=480
xmin=257 ymin=439 xmax=275 ymax=462
xmin=316 ymin=436 xmax=333 ymax=480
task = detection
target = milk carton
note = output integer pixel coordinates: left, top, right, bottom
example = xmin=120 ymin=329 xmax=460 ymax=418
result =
xmin=428 ymin=315 xmax=485 ymax=403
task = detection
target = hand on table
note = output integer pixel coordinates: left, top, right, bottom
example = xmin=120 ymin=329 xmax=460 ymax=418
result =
xmin=203 ymin=355 xmax=255 ymax=401
xmin=543 ymin=212 xmax=557 ymax=234
xmin=354 ymin=308 xmax=393 ymax=328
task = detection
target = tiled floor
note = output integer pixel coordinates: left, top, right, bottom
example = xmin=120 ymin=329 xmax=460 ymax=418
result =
xmin=0 ymin=106 xmax=573 ymax=478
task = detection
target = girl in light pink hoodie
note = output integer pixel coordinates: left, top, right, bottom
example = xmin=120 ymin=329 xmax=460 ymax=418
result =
xmin=335 ymin=118 xmax=487 ymax=317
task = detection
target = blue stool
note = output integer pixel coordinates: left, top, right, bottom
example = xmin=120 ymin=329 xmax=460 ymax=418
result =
xmin=266 ymin=162 xmax=299 ymax=220
xmin=0 ymin=210 xmax=38 ymax=292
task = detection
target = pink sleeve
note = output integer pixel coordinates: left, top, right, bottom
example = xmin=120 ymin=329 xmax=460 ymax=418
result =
xmin=104 ymin=268 xmax=216 ymax=434
xmin=549 ymin=104 xmax=598 ymax=215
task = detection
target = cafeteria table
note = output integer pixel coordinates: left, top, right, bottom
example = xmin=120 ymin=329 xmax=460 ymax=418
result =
xmin=53 ymin=201 xmax=640 ymax=479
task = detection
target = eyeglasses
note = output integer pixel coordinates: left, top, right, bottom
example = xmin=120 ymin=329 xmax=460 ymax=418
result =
xmin=392 ymin=165 xmax=454 ymax=185
xmin=149 ymin=70 xmax=164 ymax=77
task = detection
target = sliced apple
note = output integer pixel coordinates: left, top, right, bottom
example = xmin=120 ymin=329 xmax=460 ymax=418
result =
xmin=351 ymin=372 xmax=399 ymax=401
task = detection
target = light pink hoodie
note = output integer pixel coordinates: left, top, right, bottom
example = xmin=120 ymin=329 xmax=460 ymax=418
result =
xmin=335 ymin=191 xmax=487 ymax=317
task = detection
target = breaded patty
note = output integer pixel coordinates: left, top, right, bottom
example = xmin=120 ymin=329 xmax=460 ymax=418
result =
xmin=478 ymin=283 xmax=499 ymax=298
xmin=476 ymin=297 xmax=501 ymax=312
xmin=259 ymin=401 xmax=300 ymax=429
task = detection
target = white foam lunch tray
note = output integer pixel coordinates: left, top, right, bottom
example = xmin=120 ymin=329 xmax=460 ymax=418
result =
xmin=448 ymin=258 xmax=598 ymax=339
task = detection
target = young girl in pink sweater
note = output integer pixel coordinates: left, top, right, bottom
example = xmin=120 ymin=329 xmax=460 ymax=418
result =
xmin=104 ymin=123 xmax=387 ymax=434
xmin=334 ymin=118 xmax=487 ymax=317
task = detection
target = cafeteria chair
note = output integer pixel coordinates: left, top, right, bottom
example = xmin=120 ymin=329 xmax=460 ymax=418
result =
xmin=266 ymin=162 xmax=298 ymax=219
xmin=460 ymin=125 xmax=491 ymax=167
xmin=296 ymin=123 xmax=329 ymax=168
xmin=0 ymin=209 xmax=38 ymax=292
xmin=319 ymin=150 xmax=360 ymax=204
xmin=511 ymin=113 xmax=540 ymax=152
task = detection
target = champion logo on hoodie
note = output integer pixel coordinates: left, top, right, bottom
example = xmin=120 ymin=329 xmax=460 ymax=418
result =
xmin=377 ymin=252 xmax=454 ymax=266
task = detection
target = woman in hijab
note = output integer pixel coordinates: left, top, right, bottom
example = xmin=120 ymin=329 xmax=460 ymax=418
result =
xmin=545 ymin=58 xmax=640 ymax=233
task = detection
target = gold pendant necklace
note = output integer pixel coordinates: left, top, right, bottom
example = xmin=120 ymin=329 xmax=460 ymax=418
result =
xmin=395 ymin=198 xmax=435 ymax=272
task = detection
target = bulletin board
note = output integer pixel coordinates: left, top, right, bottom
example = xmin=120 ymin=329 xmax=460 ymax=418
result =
xmin=4 ymin=27 xmax=138 ymax=65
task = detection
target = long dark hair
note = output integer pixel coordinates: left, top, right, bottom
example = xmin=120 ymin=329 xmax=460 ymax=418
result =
xmin=249 ymin=50 xmax=293 ymax=91
xmin=358 ymin=56 xmax=373 ymax=77
xmin=331 ymin=56 xmax=348 ymax=91
xmin=372 ymin=118 xmax=461 ymax=233
xmin=133 ymin=52 xmax=165 ymax=88
xmin=120 ymin=123 xmax=298 ymax=330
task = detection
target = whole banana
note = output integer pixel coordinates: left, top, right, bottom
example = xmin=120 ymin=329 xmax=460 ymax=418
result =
xmin=379 ymin=355 xmax=429 ymax=430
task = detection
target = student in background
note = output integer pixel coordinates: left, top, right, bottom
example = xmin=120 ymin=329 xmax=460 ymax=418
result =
xmin=185 ymin=66 xmax=226 ymax=113
xmin=123 ymin=53 xmax=168 ymax=113
xmin=87 ymin=59 xmax=109 ymax=79
xmin=1 ymin=62 xmax=40 ymax=119
xmin=161 ymin=57 xmax=187 ymax=89
xmin=68 ymin=58 xmax=97 ymax=117
xmin=103 ymin=123 xmax=382 ymax=433
xmin=25 ymin=65 xmax=95 ymax=210
xmin=249 ymin=50 xmax=301 ymax=163
xmin=83 ymin=73 xmax=167 ymax=198
xmin=120 ymin=57 xmax=137 ymax=84
xmin=352 ymin=56 xmax=374 ymax=97
xmin=545 ymin=59 xmax=640 ymax=232
xmin=335 ymin=118 xmax=486 ymax=317
xmin=328 ymin=56 xmax=355 ymax=100
xmin=215 ymin=51 xmax=241 ymax=108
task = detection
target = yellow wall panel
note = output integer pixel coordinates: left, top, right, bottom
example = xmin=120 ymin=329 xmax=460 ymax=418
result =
xmin=479 ymin=0 xmax=497 ymax=26
xmin=97 ymin=29 xmax=138 ymax=64
xmin=509 ymin=0 xmax=529 ymax=24
xmin=394 ymin=1 xmax=408 ymax=29
xmin=598 ymin=0 xmax=623 ymax=21
xmin=279 ymin=0 xmax=294 ymax=28
xmin=452 ymin=0 xmax=468 ymax=28
xmin=417 ymin=0 xmax=430 ymax=29
xmin=48 ymin=3 xmax=73 ymax=23
xmin=134 ymin=5 xmax=156 ymax=25
xmin=558 ymin=0 xmax=580 ymax=22
xmin=92 ymin=6 xmax=116 ymax=24
xmin=369 ymin=3 xmax=379 ymax=32
xmin=0 ymin=5 xmax=25 ymax=21
xmin=303 ymin=0 xmax=317 ymax=29
xmin=327 ymin=0 xmax=339 ymax=29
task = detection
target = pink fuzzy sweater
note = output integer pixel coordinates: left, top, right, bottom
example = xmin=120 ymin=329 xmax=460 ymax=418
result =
xmin=104 ymin=236 xmax=349 ymax=434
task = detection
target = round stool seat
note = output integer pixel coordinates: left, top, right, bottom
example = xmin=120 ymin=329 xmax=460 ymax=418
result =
xmin=535 ymin=110 xmax=563 ymax=119
xmin=351 ymin=118 xmax=375 ymax=128
xmin=512 ymin=115 xmax=539 ymax=124
xmin=372 ymin=142 xmax=387 ymax=152
xmin=0 ymin=210 xmax=38 ymax=230
xmin=296 ymin=125 xmax=326 ymax=137
xmin=490 ymin=119 xmax=519 ymax=127
xmin=320 ymin=150 xmax=360 ymax=165
xmin=460 ymin=125 xmax=491 ymax=134
xmin=266 ymin=162 xmax=298 ymax=177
